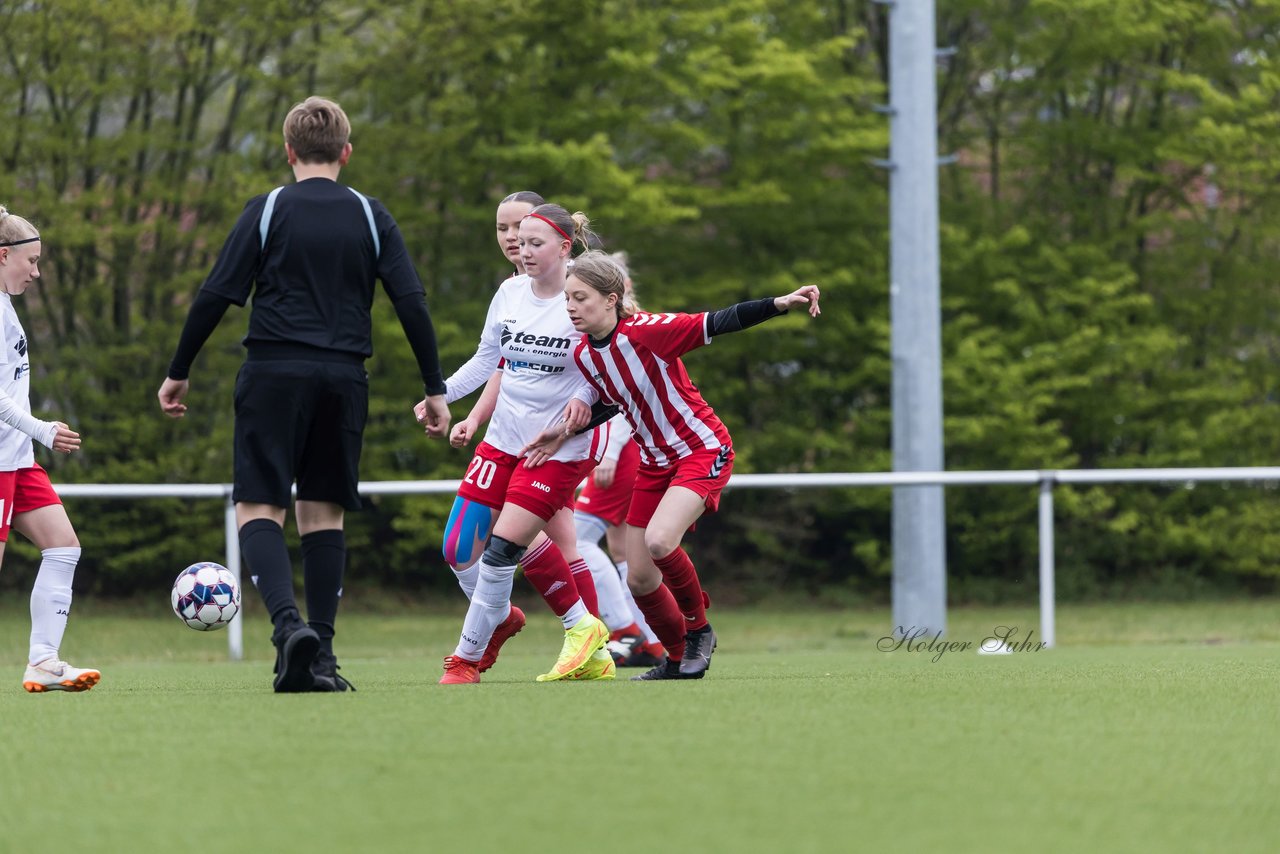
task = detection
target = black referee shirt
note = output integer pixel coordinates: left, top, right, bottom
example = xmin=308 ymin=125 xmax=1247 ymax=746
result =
xmin=176 ymin=177 xmax=446 ymax=395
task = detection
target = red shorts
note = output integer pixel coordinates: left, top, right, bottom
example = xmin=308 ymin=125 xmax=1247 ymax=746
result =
xmin=575 ymin=439 xmax=640 ymax=527
xmin=625 ymin=445 xmax=734 ymax=529
xmin=458 ymin=442 xmax=598 ymax=522
xmin=0 ymin=464 xmax=62 ymax=543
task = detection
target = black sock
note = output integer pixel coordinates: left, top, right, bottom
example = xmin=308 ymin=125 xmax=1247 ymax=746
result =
xmin=239 ymin=519 xmax=298 ymax=629
xmin=302 ymin=529 xmax=345 ymax=657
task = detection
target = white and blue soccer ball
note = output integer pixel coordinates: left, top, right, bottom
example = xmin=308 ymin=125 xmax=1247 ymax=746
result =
xmin=171 ymin=562 xmax=241 ymax=631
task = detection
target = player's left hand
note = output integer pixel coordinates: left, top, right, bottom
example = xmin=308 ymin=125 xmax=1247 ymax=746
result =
xmin=775 ymin=284 xmax=821 ymax=318
xmin=449 ymin=417 xmax=479 ymax=448
xmin=50 ymin=422 xmax=80 ymax=454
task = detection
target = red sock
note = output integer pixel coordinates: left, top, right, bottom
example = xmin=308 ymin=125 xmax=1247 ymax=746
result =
xmin=654 ymin=547 xmax=708 ymax=631
xmin=633 ymin=585 xmax=687 ymax=660
xmin=521 ymin=539 xmax=580 ymax=618
xmin=568 ymin=558 xmax=599 ymax=617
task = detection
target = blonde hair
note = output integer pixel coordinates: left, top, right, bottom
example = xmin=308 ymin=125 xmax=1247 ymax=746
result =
xmin=570 ymin=250 xmax=636 ymax=319
xmin=609 ymin=250 xmax=640 ymax=314
xmin=523 ymin=203 xmax=597 ymax=255
xmin=282 ymin=97 xmax=351 ymax=164
xmin=0 ymin=205 xmax=38 ymax=247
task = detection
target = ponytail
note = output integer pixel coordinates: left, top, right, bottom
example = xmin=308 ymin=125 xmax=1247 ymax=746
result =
xmin=525 ymin=203 xmax=598 ymax=256
xmin=568 ymin=211 xmax=597 ymax=256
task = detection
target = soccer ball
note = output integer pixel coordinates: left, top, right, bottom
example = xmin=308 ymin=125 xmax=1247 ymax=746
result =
xmin=171 ymin=562 xmax=241 ymax=631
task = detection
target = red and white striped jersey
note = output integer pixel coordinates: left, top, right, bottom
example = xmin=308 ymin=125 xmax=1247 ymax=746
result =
xmin=572 ymin=311 xmax=731 ymax=468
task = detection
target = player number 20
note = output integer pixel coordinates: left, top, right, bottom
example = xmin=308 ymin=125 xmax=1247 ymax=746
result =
xmin=464 ymin=457 xmax=497 ymax=490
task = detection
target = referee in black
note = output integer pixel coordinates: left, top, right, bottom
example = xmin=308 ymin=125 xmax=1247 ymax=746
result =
xmin=158 ymin=97 xmax=450 ymax=692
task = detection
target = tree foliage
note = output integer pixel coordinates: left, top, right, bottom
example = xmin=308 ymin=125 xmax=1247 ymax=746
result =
xmin=0 ymin=0 xmax=1276 ymax=601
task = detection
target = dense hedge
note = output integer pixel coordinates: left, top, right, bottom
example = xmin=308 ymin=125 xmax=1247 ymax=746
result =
xmin=0 ymin=1 xmax=1277 ymax=602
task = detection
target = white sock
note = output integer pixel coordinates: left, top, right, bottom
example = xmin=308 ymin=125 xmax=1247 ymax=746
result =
xmin=29 ymin=547 xmax=80 ymax=665
xmin=453 ymin=558 xmax=514 ymax=660
xmin=453 ymin=564 xmax=479 ymax=600
xmin=577 ymin=539 xmax=631 ymax=632
xmin=617 ymin=561 xmax=660 ymax=645
xmin=561 ymin=599 xmax=588 ymax=629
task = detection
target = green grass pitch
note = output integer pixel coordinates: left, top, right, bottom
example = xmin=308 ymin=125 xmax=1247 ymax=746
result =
xmin=1 ymin=598 xmax=1277 ymax=853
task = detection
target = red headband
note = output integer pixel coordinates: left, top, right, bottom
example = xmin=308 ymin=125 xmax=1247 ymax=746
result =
xmin=524 ymin=212 xmax=571 ymax=243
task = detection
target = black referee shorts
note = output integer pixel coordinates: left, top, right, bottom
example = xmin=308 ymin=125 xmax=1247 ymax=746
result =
xmin=232 ymin=359 xmax=369 ymax=511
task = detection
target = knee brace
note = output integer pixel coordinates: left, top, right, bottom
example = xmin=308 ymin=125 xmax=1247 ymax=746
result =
xmin=482 ymin=534 xmax=527 ymax=568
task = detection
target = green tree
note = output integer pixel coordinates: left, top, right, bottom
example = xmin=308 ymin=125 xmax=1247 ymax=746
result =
xmin=935 ymin=0 xmax=1280 ymax=597
xmin=2 ymin=0 xmax=1278 ymax=604
xmin=0 ymin=0 xmax=389 ymax=592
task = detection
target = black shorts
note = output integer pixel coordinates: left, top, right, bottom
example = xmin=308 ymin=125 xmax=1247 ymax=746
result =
xmin=232 ymin=359 xmax=369 ymax=511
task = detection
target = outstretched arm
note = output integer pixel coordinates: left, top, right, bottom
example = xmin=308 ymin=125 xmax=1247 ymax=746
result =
xmin=774 ymin=284 xmax=822 ymax=317
xmin=707 ymin=284 xmax=821 ymax=337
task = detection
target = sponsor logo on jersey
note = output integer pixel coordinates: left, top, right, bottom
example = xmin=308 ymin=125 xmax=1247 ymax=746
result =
xmin=11 ymin=335 xmax=28 ymax=380
xmin=505 ymin=360 xmax=566 ymax=375
xmin=511 ymin=331 xmax=572 ymax=350
xmin=503 ymin=324 xmax=572 ymax=375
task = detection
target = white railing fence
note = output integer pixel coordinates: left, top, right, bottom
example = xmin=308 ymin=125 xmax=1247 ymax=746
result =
xmin=58 ymin=466 xmax=1280 ymax=660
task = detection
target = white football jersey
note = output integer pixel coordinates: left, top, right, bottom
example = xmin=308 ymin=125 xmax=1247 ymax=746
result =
xmin=0 ymin=295 xmax=36 ymax=470
xmin=445 ymin=275 xmax=601 ymax=463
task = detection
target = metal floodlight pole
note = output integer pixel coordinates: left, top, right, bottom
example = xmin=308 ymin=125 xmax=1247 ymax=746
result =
xmin=886 ymin=0 xmax=947 ymax=636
